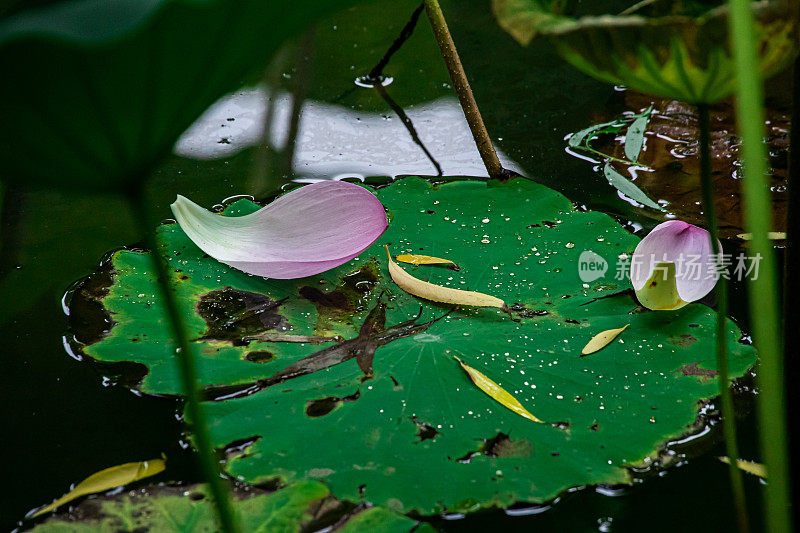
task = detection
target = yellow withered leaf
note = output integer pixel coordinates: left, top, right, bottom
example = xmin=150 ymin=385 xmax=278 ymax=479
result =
xmin=33 ymin=457 xmax=166 ymax=517
xmin=719 ymin=457 xmax=767 ymax=478
xmin=385 ymin=246 xmax=505 ymax=309
xmin=455 ymin=356 xmax=544 ymax=423
xmin=396 ymin=253 xmax=456 ymax=268
xmin=736 ymin=232 xmax=786 ymax=240
xmin=581 ymin=324 xmax=629 ymax=356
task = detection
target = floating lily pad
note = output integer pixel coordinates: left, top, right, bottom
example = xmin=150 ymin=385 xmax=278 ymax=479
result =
xmin=69 ymin=177 xmax=756 ymax=513
xmin=29 ymin=480 xmax=428 ymax=532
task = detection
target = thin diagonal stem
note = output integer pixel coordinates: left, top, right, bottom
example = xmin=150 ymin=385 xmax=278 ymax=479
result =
xmin=698 ymin=104 xmax=748 ymax=533
xmin=129 ymin=190 xmax=239 ymax=533
xmin=727 ymin=1 xmax=791 ymax=532
xmin=423 ymin=0 xmax=505 ymax=179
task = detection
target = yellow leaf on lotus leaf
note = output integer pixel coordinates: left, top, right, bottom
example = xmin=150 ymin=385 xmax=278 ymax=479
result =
xmin=455 ymin=356 xmax=544 ymax=423
xmin=385 ymin=246 xmax=505 ymax=309
xmin=395 ymin=253 xmax=458 ymax=269
xmin=32 ymin=457 xmax=166 ymax=517
xmin=581 ymin=324 xmax=629 ymax=356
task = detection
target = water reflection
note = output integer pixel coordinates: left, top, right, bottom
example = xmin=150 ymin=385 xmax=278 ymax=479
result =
xmin=175 ymin=86 xmax=524 ymax=179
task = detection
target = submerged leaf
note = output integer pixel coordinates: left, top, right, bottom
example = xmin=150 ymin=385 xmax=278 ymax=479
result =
xmin=719 ymin=457 xmax=767 ymax=478
xmin=603 ymin=162 xmax=664 ymax=211
xmin=171 ymin=181 xmax=387 ymax=279
xmin=455 ymin=356 xmax=544 ymax=423
xmin=581 ymin=324 xmax=629 ymax=356
xmin=396 ymin=254 xmax=456 ymax=267
xmin=568 ymin=119 xmax=620 ymax=149
xmin=624 ymin=110 xmax=651 ymax=162
xmin=385 ymin=246 xmax=505 ymax=309
xmin=33 ymin=457 xmax=166 ymax=517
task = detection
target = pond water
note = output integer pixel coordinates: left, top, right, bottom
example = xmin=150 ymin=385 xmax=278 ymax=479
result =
xmin=1 ymin=0 xmax=782 ymax=530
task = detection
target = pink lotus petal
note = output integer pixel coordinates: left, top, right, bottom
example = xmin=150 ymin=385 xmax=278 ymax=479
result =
xmin=171 ymin=180 xmax=387 ymax=279
xmin=630 ymin=220 xmax=720 ymax=304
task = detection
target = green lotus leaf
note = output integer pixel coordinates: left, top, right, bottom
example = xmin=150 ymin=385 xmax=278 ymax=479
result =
xmin=492 ymin=0 xmax=798 ymax=103
xmin=28 ymin=480 xmax=427 ymax=532
xmin=69 ymin=177 xmax=755 ymax=513
xmin=0 ymin=0 xmax=363 ymax=192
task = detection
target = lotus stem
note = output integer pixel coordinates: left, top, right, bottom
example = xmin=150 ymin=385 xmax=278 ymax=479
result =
xmin=728 ymin=1 xmax=792 ymax=532
xmin=698 ymin=104 xmax=748 ymax=533
xmin=129 ymin=191 xmax=239 ymax=533
xmin=251 ymin=48 xmax=289 ymax=197
xmin=282 ymin=30 xmax=315 ymax=180
xmin=423 ymin=0 xmax=506 ymax=179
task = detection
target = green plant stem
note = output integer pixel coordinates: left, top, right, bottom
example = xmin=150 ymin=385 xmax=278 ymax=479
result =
xmin=129 ymin=191 xmax=239 ymax=533
xmin=727 ymin=2 xmax=791 ymax=532
xmin=698 ymin=104 xmax=748 ymax=533
xmin=423 ymin=0 xmax=505 ymax=179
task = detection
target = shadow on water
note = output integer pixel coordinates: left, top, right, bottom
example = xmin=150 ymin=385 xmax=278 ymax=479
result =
xmin=0 ymin=0 xmax=779 ymax=530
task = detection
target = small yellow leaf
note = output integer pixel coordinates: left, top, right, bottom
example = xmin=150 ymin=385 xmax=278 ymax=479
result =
xmin=455 ymin=356 xmax=544 ymax=423
xmin=581 ymin=324 xmax=629 ymax=356
xmin=719 ymin=457 xmax=767 ymax=478
xmin=385 ymin=246 xmax=505 ymax=309
xmin=33 ymin=457 xmax=166 ymax=517
xmin=736 ymin=232 xmax=786 ymax=240
xmin=396 ymin=254 xmax=457 ymax=268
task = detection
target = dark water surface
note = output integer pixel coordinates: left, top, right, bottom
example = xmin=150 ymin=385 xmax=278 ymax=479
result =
xmin=1 ymin=0 xmax=776 ymax=530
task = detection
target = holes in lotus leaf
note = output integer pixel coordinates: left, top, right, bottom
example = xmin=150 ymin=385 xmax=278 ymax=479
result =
xmin=220 ymin=436 xmax=262 ymax=461
xmin=411 ymin=416 xmax=440 ymax=442
xmin=299 ymin=261 xmax=380 ymax=332
xmin=305 ymin=390 xmax=361 ymax=417
xmin=668 ymin=334 xmax=698 ymax=347
xmin=244 ymin=350 xmax=275 ymax=363
xmin=455 ymin=433 xmax=533 ymax=463
xmin=677 ymin=362 xmax=718 ymax=381
xmin=196 ymin=288 xmax=289 ymax=345
xmin=507 ymin=303 xmax=549 ymax=319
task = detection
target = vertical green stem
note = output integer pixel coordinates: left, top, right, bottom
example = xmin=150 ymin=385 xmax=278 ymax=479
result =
xmin=727 ymin=2 xmax=791 ymax=532
xmin=423 ymin=0 xmax=505 ymax=179
xmin=698 ymin=104 xmax=748 ymax=533
xmin=129 ymin=191 xmax=239 ymax=533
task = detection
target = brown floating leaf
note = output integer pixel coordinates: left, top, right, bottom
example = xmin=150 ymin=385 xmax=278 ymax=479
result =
xmin=719 ymin=457 xmax=767 ymax=478
xmin=385 ymin=246 xmax=505 ymax=308
xmin=396 ymin=253 xmax=458 ymax=269
xmin=33 ymin=457 xmax=166 ymax=517
xmin=581 ymin=324 xmax=629 ymax=356
xmin=455 ymin=356 xmax=544 ymax=423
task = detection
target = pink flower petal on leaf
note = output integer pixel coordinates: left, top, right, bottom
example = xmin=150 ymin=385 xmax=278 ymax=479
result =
xmin=171 ymin=180 xmax=387 ymax=279
xmin=630 ymin=220 xmax=720 ymax=307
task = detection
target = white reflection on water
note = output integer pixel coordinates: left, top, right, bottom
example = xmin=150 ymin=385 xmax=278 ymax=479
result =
xmin=175 ymin=86 xmax=525 ymax=179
